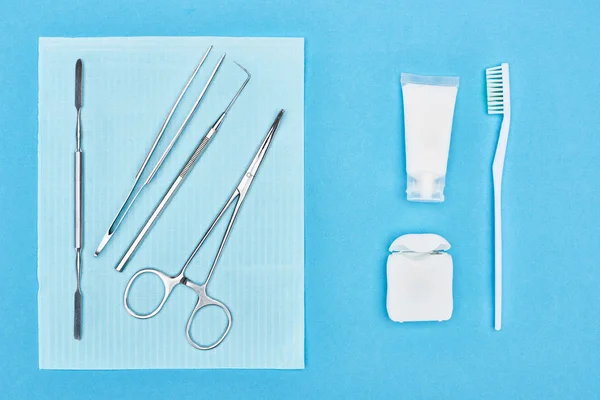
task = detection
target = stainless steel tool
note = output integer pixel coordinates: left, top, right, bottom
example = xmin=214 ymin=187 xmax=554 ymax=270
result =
xmin=124 ymin=110 xmax=285 ymax=350
xmin=115 ymin=62 xmax=251 ymax=272
xmin=95 ymin=47 xmax=225 ymax=256
xmin=74 ymin=58 xmax=83 ymax=340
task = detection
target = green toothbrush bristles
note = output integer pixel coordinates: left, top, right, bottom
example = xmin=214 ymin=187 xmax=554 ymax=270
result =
xmin=486 ymin=65 xmax=505 ymax=115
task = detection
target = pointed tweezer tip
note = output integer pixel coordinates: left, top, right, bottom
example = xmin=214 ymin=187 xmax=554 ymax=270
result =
xmin=94 ymin=243 xmax=103 ymax=256
xmin=94 ymin=235 xmax=109 ymax=256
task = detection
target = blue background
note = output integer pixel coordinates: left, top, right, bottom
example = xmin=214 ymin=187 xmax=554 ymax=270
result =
xmin=1 ymin=0 xmax=599 ymax=398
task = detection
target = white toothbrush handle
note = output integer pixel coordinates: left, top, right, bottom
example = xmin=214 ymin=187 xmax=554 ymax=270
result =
xmin=493 ymin=176 xmax=503 ymax=331
xmin=492 ymin=116 xmax=510 ymax=331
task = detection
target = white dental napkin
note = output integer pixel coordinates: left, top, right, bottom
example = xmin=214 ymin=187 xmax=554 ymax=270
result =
xmin=38 ymin=36 xmax=304 ymax=369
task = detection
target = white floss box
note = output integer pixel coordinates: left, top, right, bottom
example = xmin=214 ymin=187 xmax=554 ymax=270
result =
xmin=386 ymin=233 xmax=453 ymax=323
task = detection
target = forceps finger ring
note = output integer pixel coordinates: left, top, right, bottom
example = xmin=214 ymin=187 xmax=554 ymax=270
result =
xmin=185 ymin=284 xmax=233 ymax=351
xmin=124 ymin=268 xmax=181 ymax=319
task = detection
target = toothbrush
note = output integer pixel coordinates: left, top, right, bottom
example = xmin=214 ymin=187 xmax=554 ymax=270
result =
xmin=486 ymin=63 xmax=511 ymax=331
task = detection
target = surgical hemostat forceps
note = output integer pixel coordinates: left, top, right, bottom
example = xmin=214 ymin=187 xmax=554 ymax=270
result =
xmin=95 ymin=46 xmax=224 ymax=256
xmin=115 ymin=63 xmax=251 ymax=272
xmin=124 ymin=110 xmax=285 ymax=350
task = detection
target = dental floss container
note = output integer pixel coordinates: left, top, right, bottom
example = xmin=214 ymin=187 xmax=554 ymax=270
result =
xmin=386 ymin=233 xmax=453 ymax=323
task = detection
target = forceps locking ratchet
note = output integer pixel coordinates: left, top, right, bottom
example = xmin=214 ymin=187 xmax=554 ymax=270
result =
xmin=115 ymin=63 xmax=251 ymax=272
xmin=124 ymin=110 xmax=285 ymax=350
xmin=95 ymin=46 xmax=225 ymax=256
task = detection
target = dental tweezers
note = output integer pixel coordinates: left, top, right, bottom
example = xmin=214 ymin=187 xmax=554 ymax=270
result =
xmin=95 ymin=46 xmax=225 ymax=256
xmin=115 ymin=63 xmax=251 ymax=272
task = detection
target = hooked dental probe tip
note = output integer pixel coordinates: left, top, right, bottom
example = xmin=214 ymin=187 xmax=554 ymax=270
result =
xmin=233 ymin=61 xmax=251 ymax=78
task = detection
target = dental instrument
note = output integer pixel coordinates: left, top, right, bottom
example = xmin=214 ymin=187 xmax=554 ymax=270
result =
xmin=95 ymin=46 xmax=224 ymax=256
xmin=486 ymin=63 xmax=511 ymax=331
xmin=115 ymin=62 xmax=251 ymax=272
xmin=124 ymin=110 xmax=285 ymax=350
xmin=74 ymin=59 xmax=83 ymax=340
